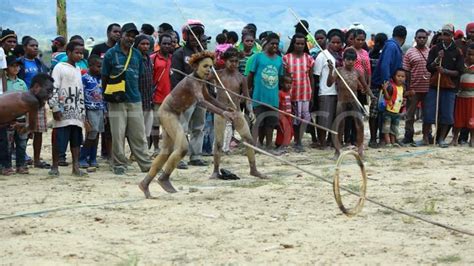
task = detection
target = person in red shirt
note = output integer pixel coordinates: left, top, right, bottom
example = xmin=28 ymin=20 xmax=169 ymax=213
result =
xmin=151 ymin=33 xmax=173 ymax=156
xmin=275 ymin=75 xmax=293 ymax=153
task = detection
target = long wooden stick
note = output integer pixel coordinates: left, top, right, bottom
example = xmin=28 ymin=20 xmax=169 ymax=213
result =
xmin=172 ymin=68 xmax=338 ymax=135
xmin=433 ymin=59 xmax=442 ymax=146
xmin=288 ymin=8 xmax=368 ymax=116
xmin=172 ymin=0 xmax=237 ymax=110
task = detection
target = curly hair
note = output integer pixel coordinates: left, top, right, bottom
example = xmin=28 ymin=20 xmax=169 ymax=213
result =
xmin=188 ymin=51 xmax=215 ymax=66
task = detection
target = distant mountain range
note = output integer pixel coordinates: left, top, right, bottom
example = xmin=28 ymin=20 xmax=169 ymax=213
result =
xmin=2 ymin=0 xmax=473 ymax=48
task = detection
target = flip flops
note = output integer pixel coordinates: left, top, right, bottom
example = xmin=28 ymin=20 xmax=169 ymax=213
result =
xmin=48 ymin=169 xmax=60 ymax=176
xmin=219 ymin=168 xmax=240 ymax=180
xmin=34 ymin=161 xmax=51 ymax=169
xmin=438 ymin=140 xmax=449 ymax=148
xmin=188 ymin=159 xmax=209 ymax=166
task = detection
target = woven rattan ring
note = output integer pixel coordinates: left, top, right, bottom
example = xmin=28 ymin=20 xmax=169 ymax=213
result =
xmin=333 ymin=150 xmax=367 ymax=217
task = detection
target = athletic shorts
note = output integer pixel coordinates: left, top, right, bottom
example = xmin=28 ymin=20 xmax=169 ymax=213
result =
xmin=34 ymin=107 xmax=48 ymax=133
xmin=254 ymin=105 xmax=279 ymax=129
xmin=52 ymin=125 xmax=83 ymax=151
xmin=382 ymin=111 xmax=400 ymax=136
xmin=86 ymin=109 xmax=105 ymax=140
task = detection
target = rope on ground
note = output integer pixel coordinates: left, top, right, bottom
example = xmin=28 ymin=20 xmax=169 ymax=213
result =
xmin=235 ymin=138 xmax=474 ymax=237
xmin=0 ymin=198 xmax=143 ymax=221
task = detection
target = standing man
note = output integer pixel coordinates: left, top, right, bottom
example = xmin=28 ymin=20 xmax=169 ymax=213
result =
xmin=91 ymin=23 xmax=120 ymax=161
xmin=402 ymin=29 xmax=430 ymax=145
xmin=102 ymin=23 xmax=151 ymax=175
xmin=170 ymin=20 xmax=208 ymax=168
xmin=151 ymin=33 xmax=173 ymax=155
xmin=91 ymin=23 xmax=121 ymax=59
xmin=423 ymin=24 xmax=464 ymax=147
xmin=369 ymin=25 xmax=407 ymax=146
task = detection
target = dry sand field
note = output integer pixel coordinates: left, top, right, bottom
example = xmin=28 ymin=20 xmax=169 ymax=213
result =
xmin=1 ymin=121 xmax=473 ymax=265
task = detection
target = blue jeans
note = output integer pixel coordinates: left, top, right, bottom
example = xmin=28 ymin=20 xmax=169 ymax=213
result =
xmin=7 ymin=129 xmax=28 ymax=167
xmin=0 ymin=127 xmax=11 ymax=168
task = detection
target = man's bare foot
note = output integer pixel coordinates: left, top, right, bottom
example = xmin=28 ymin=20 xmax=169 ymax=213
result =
xmin=250 ymin=169 xmax=269 ymax=179
xmin=139 ymin=181 xmax=155 ymax=199
xmin=209 ymin=171 xmax=220 ymax=179
xmin=450 ymin=140 xmax=459 ymax=146
xmin=157 ymin=176 xmax=177 ymax=193
xmin=332 ymin=152 xmax=340 ymax=161
xmin=72 ymin=169 xmax=88 ymax=177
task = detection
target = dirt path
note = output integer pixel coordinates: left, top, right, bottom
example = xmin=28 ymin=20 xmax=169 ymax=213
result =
xmin=1 ymin=128 xmax=473 ymax=265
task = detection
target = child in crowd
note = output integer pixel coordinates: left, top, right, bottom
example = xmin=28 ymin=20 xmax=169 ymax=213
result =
xmin=452 ymin=44 xmax=474 ymax=147
xmin=79 ymin=55 xmax=105 ymax=169
xmin=215 ymin=33 xmax=233 ymax=69
xmin=5 ymin=56 xmax=29 ymax=174
xmin=275 ymin=75 xmax=293 ymax=153
xmin=327 ymin=48 xmax=374 ymax=158
xmin=49 ymin=42 xmax=86 ymax=176
xmin=381 ymin=68 xmax=414 ymax=147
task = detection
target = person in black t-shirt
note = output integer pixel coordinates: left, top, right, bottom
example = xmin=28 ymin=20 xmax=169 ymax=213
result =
xmin=91 ymin=23 xmax=121 ymax=58
xmin=91 ymin=23 xmax=121 ymax=161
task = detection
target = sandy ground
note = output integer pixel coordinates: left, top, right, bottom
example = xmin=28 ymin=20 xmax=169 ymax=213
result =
xmin=1 ymin=120 xmax=473 ymax=265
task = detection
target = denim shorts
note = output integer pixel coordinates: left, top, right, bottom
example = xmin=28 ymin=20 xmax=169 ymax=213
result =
xmin=423 ymin=87 xmax=456 ymax=125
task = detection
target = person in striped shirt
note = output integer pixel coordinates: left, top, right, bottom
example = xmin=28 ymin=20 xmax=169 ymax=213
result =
xmin=402 ymin=29 xmax=430 ymax=144
xmin=283 ymin=33 xmax=314 ymax=152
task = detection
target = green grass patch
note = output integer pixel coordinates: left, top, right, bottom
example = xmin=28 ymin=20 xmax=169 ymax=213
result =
xmin=436 ymin=254 xmax=461 ymax=263
xmin=230 ymin=179 xmax=285 ymax=188
xmin=421 ymin=200 xmax=439 ymax=215
xmin=116 ymin=253 xmax=139 ymax=266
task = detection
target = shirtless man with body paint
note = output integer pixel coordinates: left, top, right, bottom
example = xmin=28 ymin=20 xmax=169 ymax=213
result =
xmin=208 ymin=47 xmax=267 ymax=180
xmin=139 ymin=51 xmax=236 ymax=198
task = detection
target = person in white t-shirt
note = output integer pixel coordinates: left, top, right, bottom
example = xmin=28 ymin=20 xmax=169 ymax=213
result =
xmin=313 ymin=29 xmax=344 ymax=149
xmin=48 ymin=42 xmax=86 ymax=177
xmin=0 ymin=47 xmax=6 ymax=94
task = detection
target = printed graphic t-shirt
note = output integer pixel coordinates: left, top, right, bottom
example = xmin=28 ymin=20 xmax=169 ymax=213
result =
xmin=250 ymin=52 xmax=284 ymax=108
